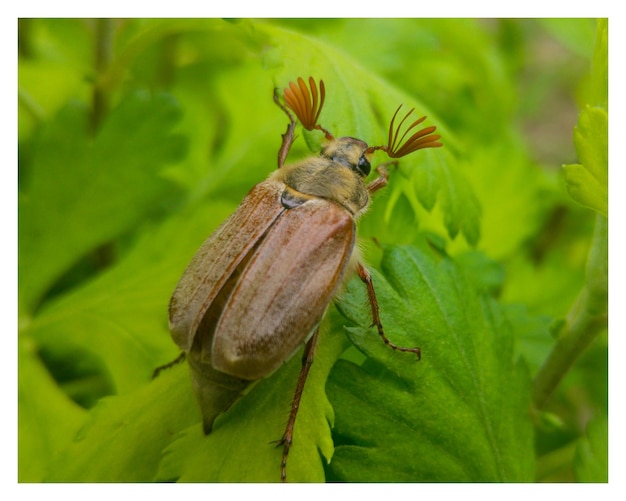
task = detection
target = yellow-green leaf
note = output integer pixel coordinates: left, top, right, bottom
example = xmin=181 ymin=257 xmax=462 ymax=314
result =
xmin=563 ymin=106 xmax=608 ymax=216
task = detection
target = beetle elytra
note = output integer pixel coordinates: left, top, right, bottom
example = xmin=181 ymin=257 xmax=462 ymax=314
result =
xmin=164 ymin=77 xmax=442 ymax=481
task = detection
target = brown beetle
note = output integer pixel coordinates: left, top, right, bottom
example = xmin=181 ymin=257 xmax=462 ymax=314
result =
xmin=164 ymin=77 xmax=442 ymax=481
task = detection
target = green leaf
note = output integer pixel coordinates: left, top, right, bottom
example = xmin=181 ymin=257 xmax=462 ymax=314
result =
xmin=574 ymin=417 xmax=608 ymax=482
xmin=328 ymin=242 xmax=534 ymax=481
xmin=462 ymin=141 xmax=548 ymax=260
xmin=588 ymin=19 xmax=608 ymax=110
xmin=563 ymin=106 xmax=608 ymax=216
xmin=18 ymin=19 xmax=93 ymax=140
xmin=18 ymin=338 xmax=86 ymax=482
xmin=258 ymin=22 xmax=480 ymax=246
xmin=26 ymin=198 xmax=237 ymax=394
xmin=502 ymin=304 xmax=554 ymax=374
xmin=156 ymin=318 xmax=349 ymax=482
xmin=19 ymin=90 xmax=186 ymax=313
xmin=434 ymin=150 xmax=482 ymax=245
xmin=45 ymin=363 xmax=199 ymax=482
xmin=561 ymin=20 xmax=607 ymax=217
xmin=455 ymin=250 xmax=505 ymax=295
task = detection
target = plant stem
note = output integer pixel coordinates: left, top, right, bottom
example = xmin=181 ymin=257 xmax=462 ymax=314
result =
xmin=532 ymin=215 xmax=607 ymax=409
xmin=91 ymin=18 xmax=115 ymax=135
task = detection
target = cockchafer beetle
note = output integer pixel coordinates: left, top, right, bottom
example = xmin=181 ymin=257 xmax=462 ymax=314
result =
xmin=161 ymin=77 xmax=442 ymax=481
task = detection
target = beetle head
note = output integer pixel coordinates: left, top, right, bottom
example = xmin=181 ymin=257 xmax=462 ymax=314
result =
xmin=321 ymin=137 xmax=372 ymax=177
xmin=282 ymin=76 xmax=442 ymax=172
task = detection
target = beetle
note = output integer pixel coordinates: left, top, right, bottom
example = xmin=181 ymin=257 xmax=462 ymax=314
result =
xmin=164 ymin=77 xmax=442 ymax=482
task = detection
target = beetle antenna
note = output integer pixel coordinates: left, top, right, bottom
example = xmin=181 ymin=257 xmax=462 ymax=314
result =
xmin=366 ymin=105 xmax=442 ymax=158
xmin=283 ymin=77 xmax=334 ymax=140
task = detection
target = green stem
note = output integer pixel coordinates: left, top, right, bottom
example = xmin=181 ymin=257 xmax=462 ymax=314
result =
xmin=532 ymin=215 xmax=607 ymax=409
xmin=91 ymin=18 xmax=115 ymax=135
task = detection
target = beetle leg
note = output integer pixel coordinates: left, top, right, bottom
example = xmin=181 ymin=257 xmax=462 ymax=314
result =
xmin=356 ymin=262 xmax=421 ymax=359
xmin=367 ymin=160 xmax=399 ymax=194
xmin=273 ymin=87 xmax=297 ymax=169
xmin=151 ymin=352 xmax=186 ymax=379
xmin=276 ymin=326 xmax=321 ymax=482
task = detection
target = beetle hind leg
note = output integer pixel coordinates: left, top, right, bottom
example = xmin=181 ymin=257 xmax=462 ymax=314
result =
xmin=275 ymin=326 xmax=321 ymax=482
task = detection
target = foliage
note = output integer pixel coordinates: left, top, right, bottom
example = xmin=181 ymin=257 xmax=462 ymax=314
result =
xmin=18 ymin=18 xmax=607 ymax=483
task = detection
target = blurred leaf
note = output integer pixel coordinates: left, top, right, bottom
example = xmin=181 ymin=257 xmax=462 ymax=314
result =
xmin=45 ymin=363 xmax=199 ymax=482
xmin=27 ymin=199 xmax=237 ymax=394
xmin=464 ymin=141 xmax=549 ymax=259
xmin=501 ymin=304 xmax=554 ymax=373
xmin=455 ymin=249 xmax=505 ymax=295
xmin=328 ymin=243 xmax=534 ymax=481
xmin=18 ymin=19 xmax=93 ymax=140
xmin=431 ymin=149 xmax=482 ymax=245
xmin=156 ymin=314 xmax=349 ymax=482
xmin=562 ymin=19 xmax=607 ymax=216
xmin=19 ymin=91 xmax=186 ymax=314
xmin=538 ymin=19 xmax=597 ymax=58
xmin=18 ymin=338 xmax=86 ymax=482
xmin=574 ymin=417 xmax=608 ymax=482
xmin=189 ymin=63 xmax=284 ymax=199
xmin=500 ymin=204 xmax=592 ymax=319
xmin=308 ymin=19 xmax=517 ymax=134
xmin=588 ymin=19 xmax=608 ymax=110
xmin=563 ymin=106 xmax=608 ymax=216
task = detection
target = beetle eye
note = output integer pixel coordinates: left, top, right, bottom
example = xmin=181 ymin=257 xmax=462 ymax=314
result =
xmin=356 ymin=155 xmax=371 ymax=177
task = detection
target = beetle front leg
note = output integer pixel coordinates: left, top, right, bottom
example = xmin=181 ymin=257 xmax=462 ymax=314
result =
xmin=273 ymin=88 xmax=297 ymax=169
xmin=367 ymin=160 xmax=399 ymax=194
xmin=276 ymin=326 xmax=321 ymax=482
xmin=356 ymin=262 xmax=421 ymax=359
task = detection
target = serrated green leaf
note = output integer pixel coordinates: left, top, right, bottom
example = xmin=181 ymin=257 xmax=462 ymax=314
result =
xmin=45 ymin=363 xmax=199 ymax=482
xmin=329 ymin=242 xmax=534 ymax=481
xmin=19 ymin=91 xmax=186 ymax=313
xmin=563 ymin=106 xmax=608 ymax=216
xmin=437 ymin=152 xmax=482 ymax=245
xmin=574 ymin=417 xmax=608 ymax=482
xmin=156 ymin=316 xmax=349 ymax=483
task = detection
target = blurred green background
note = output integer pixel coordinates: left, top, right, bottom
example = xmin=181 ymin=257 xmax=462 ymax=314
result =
xmin=18 ymin=18 xmax=607 ymax=483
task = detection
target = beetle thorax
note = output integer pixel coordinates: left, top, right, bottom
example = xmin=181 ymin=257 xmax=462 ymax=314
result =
xmin=272 ymin=137 xmax=371 ymax=216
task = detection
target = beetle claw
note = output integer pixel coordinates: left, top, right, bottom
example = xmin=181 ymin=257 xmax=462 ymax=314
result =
xmin=270 ymin=437 xmax=288 ymax=448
